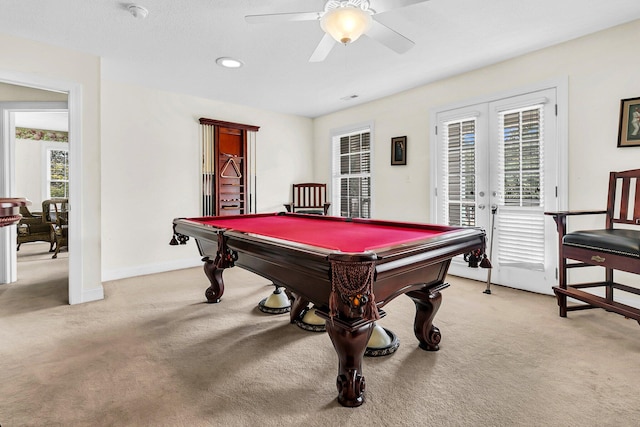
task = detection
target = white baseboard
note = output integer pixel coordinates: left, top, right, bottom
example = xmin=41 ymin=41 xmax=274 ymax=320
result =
xmin=80 ymin=286 xmax=105 ymax=304
xmin=101 ymin=258 xmax=203 ymax=282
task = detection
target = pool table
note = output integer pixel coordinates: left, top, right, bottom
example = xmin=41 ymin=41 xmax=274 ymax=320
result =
xmin=0 ymin=198 xmax=30 ymax=228
xmin=171 ymin=212 xmax=485 ymax=407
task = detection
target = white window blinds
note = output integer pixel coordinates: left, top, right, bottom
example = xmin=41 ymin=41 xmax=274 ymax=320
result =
xmin=497 ymin=105 xmax=545 ymax=270
xmin=443 ymin=119 xmax=476 ymax=227
xmin=499 ymin=107 xmax=543 ymax=207
xmin=332 ymin=130 xmax=371 ymax=218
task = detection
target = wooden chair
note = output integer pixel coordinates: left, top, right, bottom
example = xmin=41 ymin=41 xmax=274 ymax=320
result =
xmin=284 ymin=183 xmax=331 ymax=215
xmin=49 ymin=199 xmax=69 ymax=259
xmin=264 ymin=183 xmax=330 ymax=319
xmin=545 ymin=169 xmax=640 ymax=323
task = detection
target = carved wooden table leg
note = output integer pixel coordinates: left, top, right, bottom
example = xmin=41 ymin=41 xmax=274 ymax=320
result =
xmin=325 ymin=320 xmax=374 ymax=407
xmin=288 ymin=292 xmax=309 ymax=323
xmin=407 ymin=288 xmax=444 ymax=351
xmin=203 ymin=257 xmax=224 ymax=303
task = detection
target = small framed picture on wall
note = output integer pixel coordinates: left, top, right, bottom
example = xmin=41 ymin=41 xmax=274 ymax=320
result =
xmin=391 ymin=136 xmax=407 ymax=165
xmin=617 ymin=96 xmax=640 ymax=147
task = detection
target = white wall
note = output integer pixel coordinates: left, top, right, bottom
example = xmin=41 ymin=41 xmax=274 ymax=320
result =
xmin=14 ymin=138 xmax=43 ymax=208
xmin=0 ymin=82 xmax=67 ymax=102
xmin=313 ymin=19 xmax=640 ymax=224
xmin=100 ymin=80 xmax=314 ymax=280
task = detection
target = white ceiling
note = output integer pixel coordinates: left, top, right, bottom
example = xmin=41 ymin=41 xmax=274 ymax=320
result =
xmin=2 ymin=0 xmax=640 ymax=118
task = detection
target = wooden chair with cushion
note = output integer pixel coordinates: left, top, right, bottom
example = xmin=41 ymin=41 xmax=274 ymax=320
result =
xmin=284 ymin=183 xmax=331 ymax=216
xmin=545 ymin=169 xmax=640 ymax=323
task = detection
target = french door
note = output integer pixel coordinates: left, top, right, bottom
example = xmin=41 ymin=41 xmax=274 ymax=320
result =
xmin=434 ymin=88 xmax=559 ymax=295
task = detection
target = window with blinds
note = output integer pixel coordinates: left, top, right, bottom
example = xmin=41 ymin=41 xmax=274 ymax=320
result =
xmin=442 ymin=119 xmax=476 ymax=227
xmin=332 ymin=130 xmax=371 ymax=218
xmin=497 ymin=105 xmax=545 ymax=270
xmin=500 ymin=107 xmax=543 ymax=207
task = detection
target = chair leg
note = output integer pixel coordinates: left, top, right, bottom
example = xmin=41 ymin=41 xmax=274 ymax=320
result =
xmin=557 ymin=293 xmax=567 ymax=318
xmin=557 ymin=252 xmax=568 ymax=318
xmin=52 ymin=235 xmax=61 ymax=259
xmin=52 ymin=243 xmax=60 ymax=259
xmin=552 ymin=215 xmax=569 ymax=318
xmin=605 ymin=267 xmax=614 ymax=303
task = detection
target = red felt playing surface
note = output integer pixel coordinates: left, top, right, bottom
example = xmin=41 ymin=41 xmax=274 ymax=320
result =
xmin=189 ymin=215 xmax=444 ymax=253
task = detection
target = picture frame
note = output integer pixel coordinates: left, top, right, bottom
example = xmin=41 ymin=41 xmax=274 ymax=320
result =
xmin=391 ymin=136 xmax=407 ymax=165
xmin=617 ymin=97 xmax=640 ymax=147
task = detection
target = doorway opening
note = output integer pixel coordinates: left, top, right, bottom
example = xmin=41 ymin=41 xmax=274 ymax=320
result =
xmin=431 ymin=80 xmax=568 ymax=295
xmin=0 ymin=72 xmax=93 ymax=304
xmin=14 ymin=111 xmax=69 ymax=301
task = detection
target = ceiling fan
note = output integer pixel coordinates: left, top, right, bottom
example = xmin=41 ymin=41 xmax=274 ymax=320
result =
xmin=245 ymin=0 xmax=429 ymax=62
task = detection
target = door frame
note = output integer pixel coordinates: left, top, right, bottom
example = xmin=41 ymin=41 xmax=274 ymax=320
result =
xmin=0 ymin=70 xmax=86 ymax=304
xmin=429 ymin=77 xmax=569 ymax=293
xmin=1 ymin=102 xmax=68 ymax=284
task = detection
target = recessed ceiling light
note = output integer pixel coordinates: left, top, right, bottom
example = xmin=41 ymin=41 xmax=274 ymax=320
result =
xmin=216 ymin=57 xmax=244 ymax=69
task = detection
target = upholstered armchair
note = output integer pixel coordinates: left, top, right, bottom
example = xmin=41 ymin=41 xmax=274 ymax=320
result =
xmin=16 ymin=198 xmax=68 ymax=253
xmin=16 ymin=203 xmax=55 ymax=251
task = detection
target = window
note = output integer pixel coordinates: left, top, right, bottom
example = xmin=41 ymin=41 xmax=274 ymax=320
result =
xmin=47 ymin=146 xmax=69 ymax=198
xmin=496 ymin=104 xmax=545 ymax=269
xmin=442 ymin=118 xmax=477 ymax=227
xmin=499 ymin=107 xmax=543 ymax=207
xmin=332 ymin=128 xmax=372 ymax=218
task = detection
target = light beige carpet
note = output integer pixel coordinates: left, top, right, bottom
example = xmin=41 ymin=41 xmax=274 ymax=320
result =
xmin=2 ymin=242 xmax=640 ymax=426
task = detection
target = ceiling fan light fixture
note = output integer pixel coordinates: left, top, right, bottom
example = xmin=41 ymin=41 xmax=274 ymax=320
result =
xmin=128 ymin=4 xmax=149 ymax=19
xmin=321 ymin=6 xmax=372 ymax=44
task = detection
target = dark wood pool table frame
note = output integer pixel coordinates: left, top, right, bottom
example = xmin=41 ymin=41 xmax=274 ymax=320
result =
xmin=172 ymin=213 xmax=485 ymax=407
xmin=0 ymin=198 xmax=30 ymax=228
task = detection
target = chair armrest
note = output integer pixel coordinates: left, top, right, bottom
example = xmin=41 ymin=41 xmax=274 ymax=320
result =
xmin=19 ymin=216 xmax=45 ymax=226
xmin=545 ymin=210 xmax=607 ymax=237
xmin=323 ymin=202 xmax=331 ymax=216
xmin=283 ymin=203 xmax=293 ymax=213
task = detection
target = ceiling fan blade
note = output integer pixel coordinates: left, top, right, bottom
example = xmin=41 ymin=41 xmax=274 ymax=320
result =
xmin=367 ymin=20 xmax=415 ymax=54
xmin=245 ymin=11 xmax=321 ymax=24
xmin=370 ymin=0 xmax=430 ymax=14
xmin=309 ymin=33 xmax=336 ymax=62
